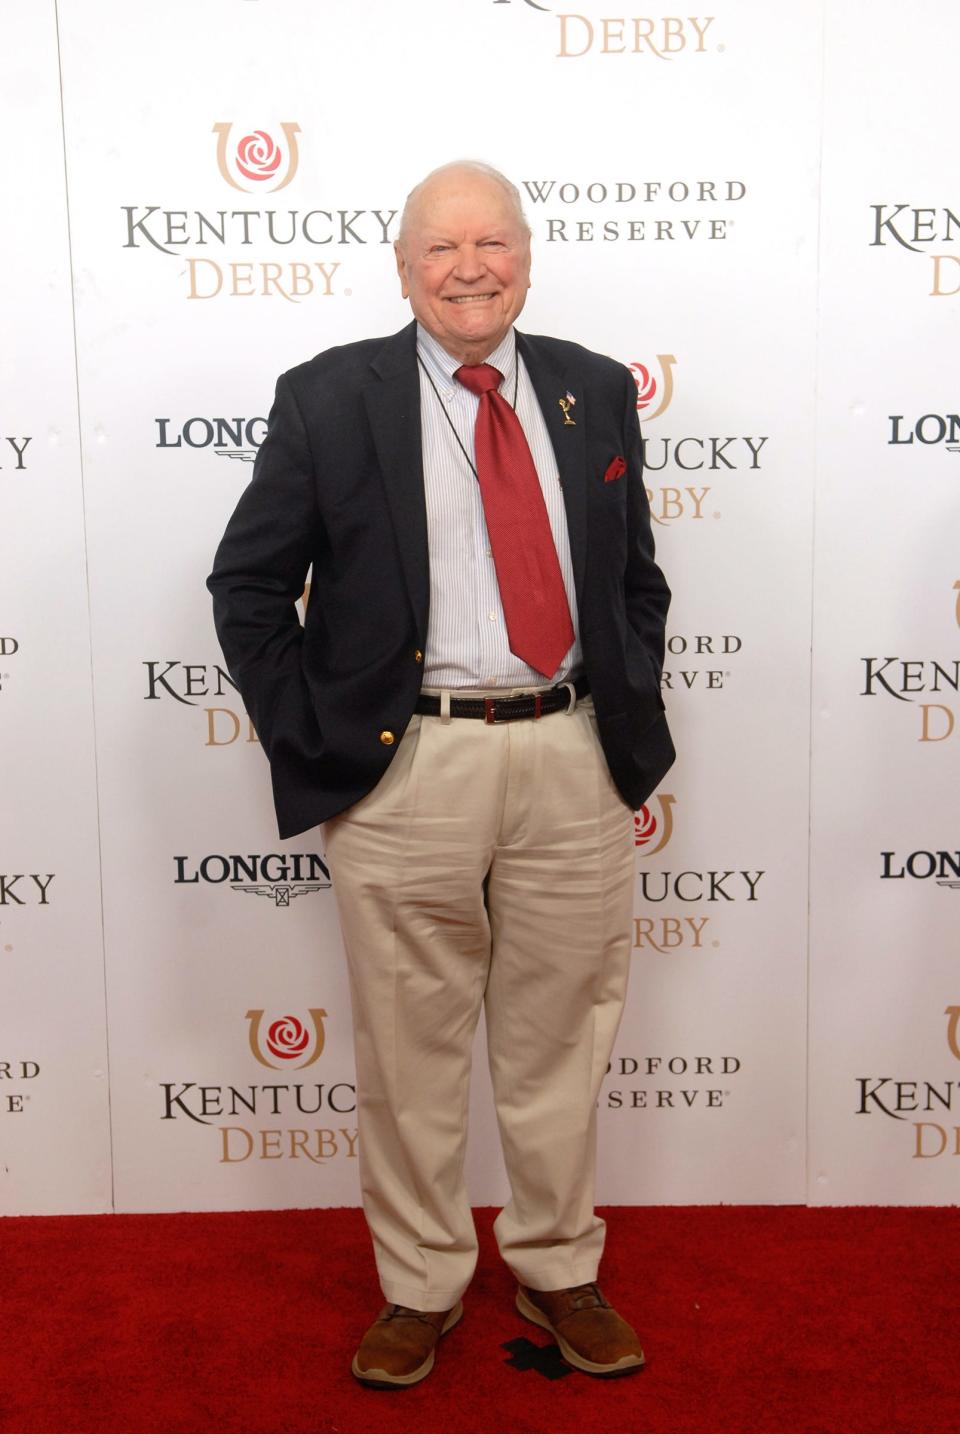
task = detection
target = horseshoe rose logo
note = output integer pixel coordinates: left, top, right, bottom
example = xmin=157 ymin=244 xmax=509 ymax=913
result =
xmin=245 ymin=1008 xmax=327 ymax=1069
xmin=634 ymin=793 xmax=676 ymax=856
xmin=213 ymin=122 xmax=301 ymax=193
xmin=946 ymin=1006 xmax=960 ymax=1062
xmin=629 ymin=355 xmax=676 ymax=421
xmin=236 ymin=131 xmax=281 ymax=183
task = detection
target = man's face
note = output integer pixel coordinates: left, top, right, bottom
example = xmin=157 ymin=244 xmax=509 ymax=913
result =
xmin=395 ymin=170 xmax=532 ymax=364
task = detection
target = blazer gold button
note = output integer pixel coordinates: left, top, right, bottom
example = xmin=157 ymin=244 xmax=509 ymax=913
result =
xmin=380 ymin=730 xmax=395 ymax=746
xmin=414 ymin=649 xmax=423 ymax=663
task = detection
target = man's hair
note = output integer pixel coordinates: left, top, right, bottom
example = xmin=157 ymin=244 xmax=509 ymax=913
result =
xmin=397 ymin=160 xmax=531 ymax=245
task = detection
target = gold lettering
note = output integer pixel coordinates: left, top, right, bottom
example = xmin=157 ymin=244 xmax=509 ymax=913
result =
xmin=913 ymin=1121 xmax=947 ymax=1158
xmin=219 ymin=1126 xmax=253 ymax=1162
xmin=187 ymin=257 xmax=223 ymax=299
xmin=259 ymin=1129 xmax=284 ymax=1159
xmin=930 ymin=254 xmax=960 ymax=297
xmin=919 ymin=703 xmax=954 ymax=742
xmin=557 ymin=13 xmax=593 ymax=57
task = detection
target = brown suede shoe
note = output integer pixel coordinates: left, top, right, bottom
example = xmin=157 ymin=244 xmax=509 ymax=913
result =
xmin=517 ymin=1282 xmax=645 ymax=1377
xmin=351 ymin=1301 xmax=463 ymax=1388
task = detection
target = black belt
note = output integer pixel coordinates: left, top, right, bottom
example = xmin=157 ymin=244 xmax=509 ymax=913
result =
xmin=415 ymin=675 xmax=590 ymax=725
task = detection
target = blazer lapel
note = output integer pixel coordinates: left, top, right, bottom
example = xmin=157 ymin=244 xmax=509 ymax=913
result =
xmin=516 ymin=330 xmax=588 ymax=603
xmin=362 ymin=321 xmax=430 ymax=644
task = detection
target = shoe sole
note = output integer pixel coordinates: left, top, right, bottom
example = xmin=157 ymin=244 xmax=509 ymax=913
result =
xmin=515 ymin=1287 xmax=645 ymax=1377
xmin=352 ymin=1301 xmax=464 ymax=1389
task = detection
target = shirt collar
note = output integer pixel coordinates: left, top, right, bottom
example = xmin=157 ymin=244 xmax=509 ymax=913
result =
xmin=416 ymin=324 xmax=518 ymax=395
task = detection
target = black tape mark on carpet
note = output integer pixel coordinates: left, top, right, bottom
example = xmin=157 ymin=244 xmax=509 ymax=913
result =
xmin=501 ymin=1337 xmax=573 ymax=1380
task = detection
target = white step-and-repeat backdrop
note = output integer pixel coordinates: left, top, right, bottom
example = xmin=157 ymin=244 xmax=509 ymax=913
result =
xmin=2 ymin=0 xmax=957 ymax=1215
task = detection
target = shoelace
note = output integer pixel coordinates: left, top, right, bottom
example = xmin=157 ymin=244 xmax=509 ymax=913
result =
xmin=555 ymin=1283 xmax=612 ymax=1318
xmin=382 ymin=1304 xmax=442 ymax=1326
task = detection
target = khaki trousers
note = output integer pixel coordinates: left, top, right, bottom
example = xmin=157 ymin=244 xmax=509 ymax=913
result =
xmin=323 ymin=694 xmax=635 ymax=1311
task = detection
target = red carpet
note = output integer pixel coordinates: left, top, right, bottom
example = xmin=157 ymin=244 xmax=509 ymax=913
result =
xmin=1 ymin=1205 xmax=957 ymax=1433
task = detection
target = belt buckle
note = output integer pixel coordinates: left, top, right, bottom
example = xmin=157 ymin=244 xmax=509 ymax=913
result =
xmin=483 ymin=693 xmax=543 ymax=724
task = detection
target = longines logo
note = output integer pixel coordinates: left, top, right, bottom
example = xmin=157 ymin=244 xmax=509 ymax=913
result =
xmin=0 ymin=635 xmax=18 ymax=694
xmin=856 ymin=1006 xmax=960 ymax=1159
xmin=859 ymin=580 xmax=959 ymax=743
xmin=661 ymin=631 xmax=742 ymax=693
xmin=0 ymin=1059 xmax=40 ymax=1115
xmin=1 ymin=436 xmax=31 ymax=471
xmin=121 ymin=122 xmax=397 ymax=302
xmin=624 ymin=354 xmax=768 ymax=526
xmin=143 ymin=659 xmax=259 ymax=748
xmin=492 ymin=3 xmax=722 ymax=63
xmin=160 ymin=1009 xmax=357 ymax=1166
xmin=887 ymin=413 xmax=960 ymax=454
xmin=155 ymin=416 xmax=267 ymax=464
xmin=173 ymin=853 xmax=331 ymax=905
xmin=880 ymin=850 xmax=960 ymax=889
xmin=631 ymin=794 xmax=763 ymax=956
xmin=522 ymin=176 xmax=742 ymax=244
xmin=602 ymin=1052 xmax=740 ymax=1110
xmin=870 ymin=204 xmax=960 ymax=297
xmin=0 ymin=874 xmax=54 ymax=906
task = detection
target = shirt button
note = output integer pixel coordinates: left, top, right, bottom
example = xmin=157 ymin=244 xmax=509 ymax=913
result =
xmin=485 ymin=548 xmax=493 ymax=559
xmin=380 ymin=730 xmax=395 ymax=746
xmin=488 ymin=612 xmax=497 ymax=622
xmin=414 ymin=649 xmax=423 ymax=663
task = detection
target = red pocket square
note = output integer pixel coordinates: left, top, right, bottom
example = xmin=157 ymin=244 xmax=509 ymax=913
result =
xmin=604 ymin=455 xmax=627 ymax=483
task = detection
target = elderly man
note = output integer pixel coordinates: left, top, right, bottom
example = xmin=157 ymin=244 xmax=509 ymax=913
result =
xmin=208 ymin=160 xmax=673 ymax=1386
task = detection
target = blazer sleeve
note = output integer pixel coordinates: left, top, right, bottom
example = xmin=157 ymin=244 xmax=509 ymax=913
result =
xmin=622 ymin=367 xmax=670 ymax=671
xmin=206 ymin=372 xmax=324 ymax=765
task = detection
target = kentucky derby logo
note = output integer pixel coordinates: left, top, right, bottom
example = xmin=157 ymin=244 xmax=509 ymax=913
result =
xmin=629 ymin=355 xmax=676 ymax=420
xmin=634 ymin=793 xmax=676 ymax=855
xmin=946 ymin=1007 xmax=960 ymax=1062
xmin=213 ymin=122 xmax=301 ymax=193
xmin=245 ymin=1009 xmax=327 ymax=1070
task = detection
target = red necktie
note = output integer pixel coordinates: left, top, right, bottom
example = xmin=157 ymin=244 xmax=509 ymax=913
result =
xmin=455 ymin=363 xmax=574 ymax=679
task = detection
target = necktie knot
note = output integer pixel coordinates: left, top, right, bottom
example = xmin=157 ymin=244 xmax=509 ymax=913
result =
xmin=455 ymin=363 xmax=503 ymax=398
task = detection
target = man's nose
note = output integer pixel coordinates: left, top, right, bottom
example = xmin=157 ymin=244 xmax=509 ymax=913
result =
xmin=453 ymin=245 xmax=485 ymax=281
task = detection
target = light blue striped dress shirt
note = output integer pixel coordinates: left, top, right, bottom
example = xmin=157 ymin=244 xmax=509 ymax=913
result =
xmin=416 ymin=324 xmax=582 ymax=690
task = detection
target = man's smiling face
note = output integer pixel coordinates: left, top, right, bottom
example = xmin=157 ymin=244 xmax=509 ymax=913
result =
xmin=395 ymin=166 xmax=532 ymax=365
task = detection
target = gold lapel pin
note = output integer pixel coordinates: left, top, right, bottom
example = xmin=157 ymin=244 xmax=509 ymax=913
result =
xmin=559 ymin=392 xmax=577 ymax=426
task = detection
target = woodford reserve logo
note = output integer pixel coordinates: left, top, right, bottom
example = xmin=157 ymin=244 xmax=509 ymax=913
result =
xmin=491 ymin=3 xmax=721 ymax=62
xmin=856 ymin=1007 xmax=960 ymax=1160
xmin=631 ymin=793 xmax=764 ymax=956
xmin=0 ymin=1058 xmax=40 ymax=1115
xmin=624 ymin=354 xmax=769 ymax=526
xmin=603 ymin=1050 xmax=741 ymax=1111
xmin=160 ymin=1010 xmax=357 ymax=1166
xmin=121 ymin=122 xmax=397 ymax=302
xmin=859 ymin=580 xmax=959 ymax=743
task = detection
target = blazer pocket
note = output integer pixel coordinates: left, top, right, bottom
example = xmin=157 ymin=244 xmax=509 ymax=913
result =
xmin=603 ymin=455 xmax=627 ymax=483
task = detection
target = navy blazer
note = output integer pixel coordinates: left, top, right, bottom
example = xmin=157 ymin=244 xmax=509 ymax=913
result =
xmin=208 ymin=321 xmax=675 ymax=838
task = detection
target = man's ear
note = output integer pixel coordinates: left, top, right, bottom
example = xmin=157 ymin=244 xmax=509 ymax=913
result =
xmin=394 ymin=240 xmax=410 ymax=299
